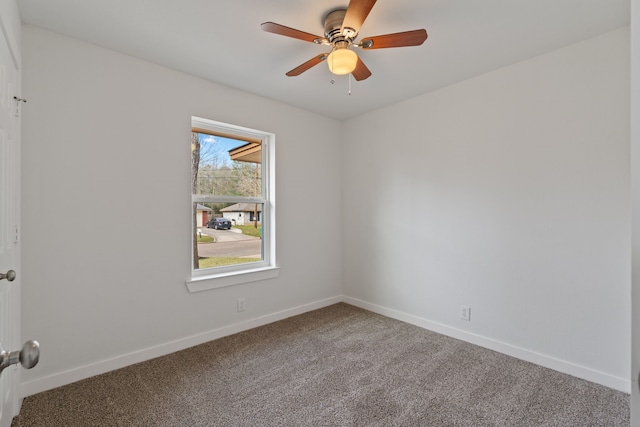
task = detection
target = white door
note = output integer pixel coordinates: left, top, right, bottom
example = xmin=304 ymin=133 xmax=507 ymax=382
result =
xmin=0 ymin=6 xmax=21 ymax=427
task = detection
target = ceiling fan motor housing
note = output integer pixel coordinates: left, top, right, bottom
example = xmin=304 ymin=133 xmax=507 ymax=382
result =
xmin=324 ymin=9 xmax=354 ymax=44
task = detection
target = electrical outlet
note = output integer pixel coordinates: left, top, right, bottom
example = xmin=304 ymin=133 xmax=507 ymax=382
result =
xmin=237 ymin=298 xmax=246 ymax=312
xmin=460 ymin=305 xmax=471 ymax=321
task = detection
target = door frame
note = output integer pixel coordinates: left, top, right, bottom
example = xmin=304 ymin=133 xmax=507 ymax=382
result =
xmin=632 ymin=0 xmax=639 ymax=421
xmin=0 ymin=3 xmax=22 ymax=426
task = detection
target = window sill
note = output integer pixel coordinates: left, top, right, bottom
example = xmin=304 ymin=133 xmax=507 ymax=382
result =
xmin=186 ymin=266 xmax=280 ymax=293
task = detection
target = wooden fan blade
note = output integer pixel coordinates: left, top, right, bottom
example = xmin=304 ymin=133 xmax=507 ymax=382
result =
xmin=341 ymin=0 xmax=377 ymax=38
xmin=360 ymin=29 xmax=428 ymax=49
xmin=351 ymin=57 xmax=372 ymax=81
xmin=286 ymin=54 xmax=327 ymax=77
xmin=261 ymin=22 xmax=322 ymax=43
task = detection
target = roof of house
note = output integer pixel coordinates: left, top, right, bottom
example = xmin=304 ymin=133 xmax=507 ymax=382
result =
xmin=229 ymin=142 xmax=261 ymax=164
xmin=196 ymin=204 xmax=212 ymax=211
xmin=220 ymin=203 xmax=262 ymax=212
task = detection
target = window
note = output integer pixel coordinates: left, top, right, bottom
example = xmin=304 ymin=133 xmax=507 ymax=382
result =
xmin=187 ymin=117 xmax=277 ymax=292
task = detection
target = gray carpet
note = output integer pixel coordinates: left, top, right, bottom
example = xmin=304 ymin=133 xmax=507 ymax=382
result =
xmin=12 ymin=303 xmax=629 ymax=426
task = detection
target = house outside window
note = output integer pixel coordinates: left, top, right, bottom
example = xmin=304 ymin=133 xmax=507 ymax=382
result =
xmin=187 ymin=117 xmax=277 ymax=292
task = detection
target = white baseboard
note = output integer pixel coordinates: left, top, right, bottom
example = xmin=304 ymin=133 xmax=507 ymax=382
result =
xmin=343 ymin=296 xmax=630 ymax=393
xmin=20 ymin=296 xmax=342 ymax=398
xmin=21 ymin=294 xmax=630 ymax=397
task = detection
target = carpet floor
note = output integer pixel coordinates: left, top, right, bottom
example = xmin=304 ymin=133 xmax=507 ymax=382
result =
xmin=11 ymin=303 xmax=629 ymax=426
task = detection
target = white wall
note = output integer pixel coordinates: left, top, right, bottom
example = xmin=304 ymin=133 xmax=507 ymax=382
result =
xmin=20 ymin=26 xmax=343 ymax=395
xmin=342 ymin=28 xmax=630 ymax=391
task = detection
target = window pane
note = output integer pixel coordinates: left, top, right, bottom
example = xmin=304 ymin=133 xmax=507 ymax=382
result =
xmin=194 ymin=133 xmax=262 ymax=198
xmin=190 ymin=117 xmax=274 ymax=280
xmin=194 ymin=203 xmax=263 ymax=270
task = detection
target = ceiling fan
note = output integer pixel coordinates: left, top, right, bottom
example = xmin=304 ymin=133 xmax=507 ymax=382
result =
xmin=261 ymin=0 xmax=428 ymax=81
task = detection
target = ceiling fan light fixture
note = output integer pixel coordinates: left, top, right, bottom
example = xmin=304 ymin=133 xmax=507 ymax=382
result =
xmin=327 ymin=47 xmax=357 ymax=75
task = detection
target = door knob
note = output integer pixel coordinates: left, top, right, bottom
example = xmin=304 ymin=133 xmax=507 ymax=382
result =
xmin=0 ymin=270 xmax=15 ymax=281
xmin=0 ymin=340 xmax=40 ymax=376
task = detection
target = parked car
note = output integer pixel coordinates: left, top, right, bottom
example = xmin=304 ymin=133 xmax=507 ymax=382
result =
xmin=207 ymin=218 xmax=232 ymax=230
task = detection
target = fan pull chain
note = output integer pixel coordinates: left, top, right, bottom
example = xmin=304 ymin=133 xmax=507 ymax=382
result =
xmin=329 ymin=47 xmax=336 ymax=84
xmin=348 ymin=73 xmax=352 ymax=96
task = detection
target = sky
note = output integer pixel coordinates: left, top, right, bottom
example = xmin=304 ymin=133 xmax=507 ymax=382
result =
xmin=198 ymin=133 xmax=246 ymax=168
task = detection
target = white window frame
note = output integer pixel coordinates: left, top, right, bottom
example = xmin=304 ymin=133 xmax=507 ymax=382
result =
xmin=186 ymin=117 xmax=278 ymax=292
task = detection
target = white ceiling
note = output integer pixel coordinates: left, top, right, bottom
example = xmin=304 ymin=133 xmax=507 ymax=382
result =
xmin=17 ymin=0 xmax=629 ymax=120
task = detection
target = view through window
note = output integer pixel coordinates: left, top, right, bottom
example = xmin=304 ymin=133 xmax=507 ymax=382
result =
xmin=191 ymin=117 xmax=271 ymax=274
